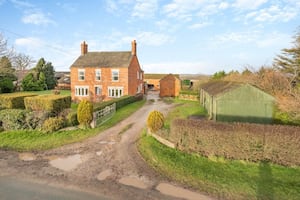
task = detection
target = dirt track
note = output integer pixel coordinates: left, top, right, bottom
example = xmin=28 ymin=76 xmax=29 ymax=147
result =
xmin=0 ymin=91 xmax=213 ymax=200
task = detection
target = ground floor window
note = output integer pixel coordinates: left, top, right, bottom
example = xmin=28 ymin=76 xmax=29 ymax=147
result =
xmin=108 ymin=87 xmax=123 ymax=98
xmin=95 ymin=85 xmax=102 ymax=95
xmin=75 ymin=86 xmax=89 ymax=96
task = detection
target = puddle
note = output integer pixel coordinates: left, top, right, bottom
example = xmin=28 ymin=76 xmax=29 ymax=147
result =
xmin=156 ymin=183 xmax=212 ymax=200
xmin=97 ymin=169 xmax=112 ymax=181
xmin=99 ymin=141 xmax=116 ymax=145
xmin=19 ymin=153 xmax=37 ymax=161
xmin=118 ymin=176 xmax=148 ymax=189
xmin=96 ymin=151 xmax=103 ymax=156
xmin=49 ymin=154 xmax=82 ymax=171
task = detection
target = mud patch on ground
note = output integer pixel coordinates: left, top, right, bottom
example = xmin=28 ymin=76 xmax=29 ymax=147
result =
xmin=19 ymin=153 xmax=37 ymax=161
xmin=49 ymin=154 xmax=82 ymax=171
xmin=119 ymin=176 xmax=149 ymax=189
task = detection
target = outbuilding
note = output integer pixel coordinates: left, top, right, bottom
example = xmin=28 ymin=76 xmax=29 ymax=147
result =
xmin=159 ymin=74 xmax=181 ymax=97
xmin=200 ymin=81 xmax=275 ymax=124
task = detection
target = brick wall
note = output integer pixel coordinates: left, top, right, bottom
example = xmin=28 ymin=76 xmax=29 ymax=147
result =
xmin=159 ymin=75 xmax=181 ymax=97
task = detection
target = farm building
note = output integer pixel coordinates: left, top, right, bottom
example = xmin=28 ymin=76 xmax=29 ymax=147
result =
xmin=144 ymin=73 xmax=180 ymax=90
xmin=159 ymin=74 xmax=181 ymax=97
xmin=200 ymin=81 xmax=275 ymax=124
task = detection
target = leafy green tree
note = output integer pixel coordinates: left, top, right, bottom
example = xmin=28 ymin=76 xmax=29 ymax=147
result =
xmin=274 ymin=30 xmax=300 ymax=85
xmin=21 ymin=72 xmax=44 ymax=91
xmin=34 ymin=58 xmax=56 ymax=89
xmin=0 ymin=77 xmax=14 ymax=93
xmin=0 ymin=56 xmax=16 ymax=93
xmin=212 ymin=70 xmax=226 ymax=80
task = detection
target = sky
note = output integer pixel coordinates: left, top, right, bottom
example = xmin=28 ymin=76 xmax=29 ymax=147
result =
xmin=0 ymin=0 xmax=300 ymax=75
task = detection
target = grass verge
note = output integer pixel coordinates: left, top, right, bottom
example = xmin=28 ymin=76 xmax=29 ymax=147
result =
xmin=0 ymin=100 xmax=146 ymax=151
xmin=138 ymin=132 xmax=300 ymax=200
xmin=164 ymin=99 xmax=207 ymax=129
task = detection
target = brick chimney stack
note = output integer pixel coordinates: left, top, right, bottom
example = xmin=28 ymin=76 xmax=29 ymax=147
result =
xmin=81 ymin=41 xmax=88 ymax=55
xmin=131 ymin=40 xmax=136 ymax=56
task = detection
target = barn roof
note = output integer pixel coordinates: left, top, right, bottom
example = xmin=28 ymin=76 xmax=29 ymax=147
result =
xmin=144 ymin=73 xmax=180 ymax=79
xmin=71 ymin=51 xmax=133 ymax=68
xmin=200 ymin=81 xmax=243 ymax=96
xmin=160 ymin=74 xmax=181 ymax=82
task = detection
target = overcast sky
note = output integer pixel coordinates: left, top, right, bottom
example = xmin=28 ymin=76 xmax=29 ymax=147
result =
xmin=0 ymin=0 xmax=300 ymax=74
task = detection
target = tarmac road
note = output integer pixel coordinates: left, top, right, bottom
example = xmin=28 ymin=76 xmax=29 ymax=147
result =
xmin=0 ymin=176 xmax=110 ymax=200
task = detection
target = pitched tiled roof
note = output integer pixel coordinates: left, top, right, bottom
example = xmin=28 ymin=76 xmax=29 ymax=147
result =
xmin=200 ymin=81 xmax=242 ymax=96
xmin=160 ymin=74 xmax=181 ymax=82
xmin=144 ymin=73 xmax=180 ymax=79
xmin=71 ymin=51 xmax=132 ymax=68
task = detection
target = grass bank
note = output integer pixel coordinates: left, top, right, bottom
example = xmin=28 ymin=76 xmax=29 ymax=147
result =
xmin=0 ymin=100 xmax=145 ymax=151
xmin=138 ymin=132 xmax=300 ymax=200
xmin=164 ymin=99 xmax=207 ymax=129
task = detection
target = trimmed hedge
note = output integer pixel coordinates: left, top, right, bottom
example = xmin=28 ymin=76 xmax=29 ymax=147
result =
xmin=24 ymin=95 xmax=71 ymax=115
xmin=0 ymin=109 xmax=28 ymax=130
xmin=93 ymin=94 xmax=144 ymax=112
xmin=42 ymin=117 xmax=65 ymax=133
xmin=0 ymin=93 xmax=36 ymax=109
xmin=171 ymin=119 xmax=300 ymax=166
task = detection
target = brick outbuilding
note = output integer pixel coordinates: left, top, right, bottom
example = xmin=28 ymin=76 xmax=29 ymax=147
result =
xmin=159 ymin=74 xmax=181 ymax=97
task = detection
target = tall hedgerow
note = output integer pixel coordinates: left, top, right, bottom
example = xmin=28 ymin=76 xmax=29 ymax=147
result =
xmin=77 ymin=100 xmax=93 ymax=129
xmin=147 ymin=110 xmax=164 ymax=133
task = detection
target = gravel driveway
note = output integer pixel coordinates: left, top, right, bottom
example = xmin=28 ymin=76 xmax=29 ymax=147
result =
xmin=0 ymin=91 xmax=213 ymax=200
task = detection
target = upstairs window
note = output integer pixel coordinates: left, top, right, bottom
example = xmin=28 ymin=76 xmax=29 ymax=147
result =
xmin=95 ymin=69 xmax=101 ymax=81
xmin=112 ymin=69 xmax=119 ymax=81
xmin=78 ymin=69 xmax=85 ymax=81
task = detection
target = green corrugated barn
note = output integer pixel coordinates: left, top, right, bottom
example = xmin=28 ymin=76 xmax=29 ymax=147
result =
xmin=200 ymin=81 xmax=275 ymax=124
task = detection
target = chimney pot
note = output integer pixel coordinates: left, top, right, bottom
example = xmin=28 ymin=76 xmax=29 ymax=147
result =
xmin=131 ymin=40 xmax=136 ymax=56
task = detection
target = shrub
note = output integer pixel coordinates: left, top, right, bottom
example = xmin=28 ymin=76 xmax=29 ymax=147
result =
xmin=24 ymin=95 xmax=71 ymax=115
xmin=0 ymin=77 xmax=14 ymax=93
xmin=0 ymin=93 xmax=36 ymax=109
xmin=147 ymin=110 xmax=164 ymax=133
xmin=42 ymin=117 xmax=65 ymax=133
xmin=67 ymin=111 xmax=79 ymax=126
xmin=25 ymin=111 xmax=50 ymax=130
xmin=171 ymin=119 xmax=300 ymax=166
xmin=77 ymin=100 xmax=93 ymax=129
xmin=0 ymin=109 xmax=28 ymax=130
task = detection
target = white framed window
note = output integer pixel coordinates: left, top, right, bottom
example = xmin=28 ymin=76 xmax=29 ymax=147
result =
xmin=95 ymin=69 xmax=101 ymax=81
xmin=108 ymin=87 xmax=123 ymax=98
xmin=95 ymin=85 xmax=102 ymax=95
xmin=137 ymin=83 xmax=143 ymax=93
xmin=140 ymin=72 xmax=143 ymax=80
xmin=112 ymin=69 xmax=119 ymax=82
xmin=78 ymin=69 xmax=85 ymax=81
xmin=75 ymin=86 xmax=89 ymax=96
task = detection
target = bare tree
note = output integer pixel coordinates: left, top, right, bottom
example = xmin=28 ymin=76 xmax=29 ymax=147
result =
xmin=13 ymin=53 xmax=35 ymax=71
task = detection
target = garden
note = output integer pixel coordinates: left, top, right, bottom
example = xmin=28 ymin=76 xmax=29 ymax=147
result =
xmin=139 ymin=99 xmax=300 ymax=200
xmin=0 ymin=90 xmax=145 ymax=151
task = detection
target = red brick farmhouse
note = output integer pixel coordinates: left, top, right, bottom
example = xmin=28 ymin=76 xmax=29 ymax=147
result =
xmin=70 ymin=40 xmax=144 ymax=102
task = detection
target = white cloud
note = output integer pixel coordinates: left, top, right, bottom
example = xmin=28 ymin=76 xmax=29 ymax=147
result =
xmin=233 ymin=0 xmax=268 ymax=10
xmin=132 ymin=0 xmax=158 ymax=18
xmin=143 ymin=61 xmax=214 ymax=74
xmin=22 ymin=11 xmax=55 ymax=25
xmin=214 ymin=31 xmax=260 ymax=44
xmin=256 ymin=32 xmax=290 ymax=48
xmin=105 ymin=0 xmax=118 ymax=12
xmin=245 ymin=5 xmax=298 ymax=22
xmin=188 ymin=22 xmax=210 ymax=29
xmin=135 ymin=32 xmax=173 ymax=46
xmin=15 ymin=37 xmax=43 ymax=47
xmin=163 ymin=0 xmax=206 ymax=21
xmin=219 ymin=2 xmax=229 ymax=9
xmin=11 ymin=0 xmax=34 ymax=9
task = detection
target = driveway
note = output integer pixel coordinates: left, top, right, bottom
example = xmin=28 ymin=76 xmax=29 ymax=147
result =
xmin=0 ymin=91 xmax=213 ymax=200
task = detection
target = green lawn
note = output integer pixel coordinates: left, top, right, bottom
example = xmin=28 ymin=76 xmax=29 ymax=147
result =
xmin=0 ymin=100 xmax=145 ymax=151
xmin=22 ymin=89 xmax=71 ymax=96
xmin=164 ymin=99 xmax=207 ymax=129
xmin=138 ymin=133 xmax=300 ymax=200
